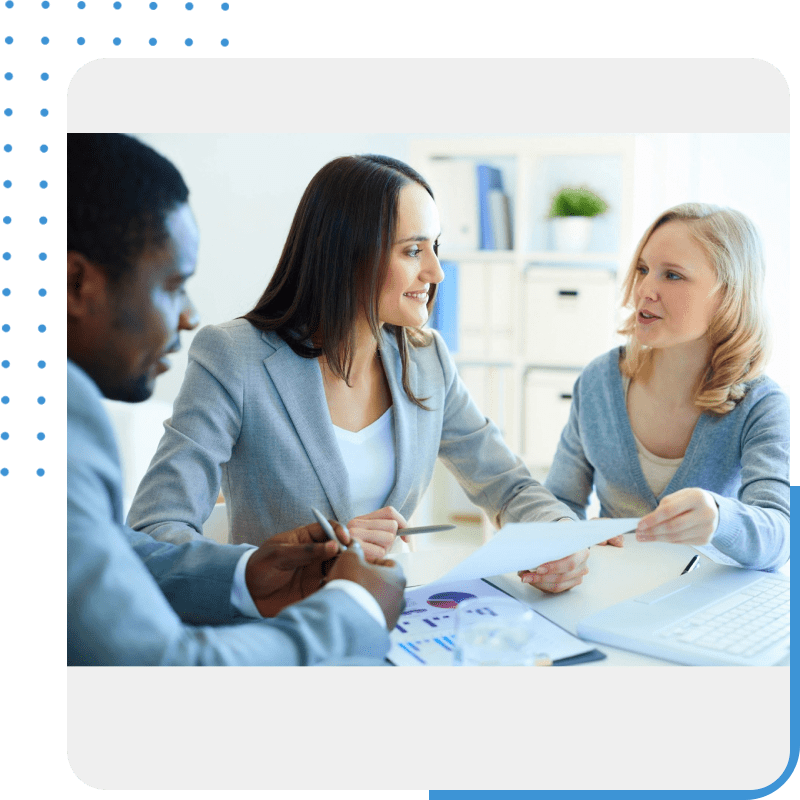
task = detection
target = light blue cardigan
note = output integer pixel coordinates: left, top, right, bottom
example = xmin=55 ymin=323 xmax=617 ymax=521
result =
xmin=128 ymin=320 xmax=576 ymax=546
xmin=544 ymin=348 xmax=790 ymax=570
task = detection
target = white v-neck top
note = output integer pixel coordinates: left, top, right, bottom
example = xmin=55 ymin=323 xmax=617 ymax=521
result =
xmin=333 ymin=406 xmax=396 ymax=518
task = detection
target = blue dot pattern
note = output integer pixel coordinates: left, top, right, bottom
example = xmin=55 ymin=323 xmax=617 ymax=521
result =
xmin=1 ymin=0 xmax=236 ymax=501
xmin=16 ymin=0 xmax=234 ymax=53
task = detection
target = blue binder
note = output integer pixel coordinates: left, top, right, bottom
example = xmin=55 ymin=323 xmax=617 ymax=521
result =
xmin=477 ymin=164 xmax=504 ymax=250
xmin=430 ymin=260 xmax=459 ymax=353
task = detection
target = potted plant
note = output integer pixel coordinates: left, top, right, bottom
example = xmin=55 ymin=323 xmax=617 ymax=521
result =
xmin=548 ymin=187 xmax=608 ymax=253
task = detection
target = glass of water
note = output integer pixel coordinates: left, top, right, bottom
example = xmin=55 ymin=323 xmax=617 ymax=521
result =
xmin=452 ymin=597 xmax=551 ymax=666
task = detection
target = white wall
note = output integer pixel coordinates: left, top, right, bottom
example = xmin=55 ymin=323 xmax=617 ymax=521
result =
xmin=136 ymin=133 xmax=412 ymax=405
xmin=110 ymin=132 xmax=788 ymax=506
xmin=635 ymin=133 xmax=790 ymax=392
xmin=138 ymin=131 xmax=789 ymax=409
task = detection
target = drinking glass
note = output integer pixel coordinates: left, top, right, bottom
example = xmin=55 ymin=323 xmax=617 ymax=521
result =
xmin=452 ymin=597 xmax=551 ymax=666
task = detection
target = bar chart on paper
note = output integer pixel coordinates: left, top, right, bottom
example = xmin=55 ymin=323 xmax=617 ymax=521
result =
xmin=387 ymin=578 xmax=604 ymax=666
xmin=388 ymin=580 xmax=513 ymax=666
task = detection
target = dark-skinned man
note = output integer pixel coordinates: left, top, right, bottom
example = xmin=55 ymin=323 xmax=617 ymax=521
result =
xmin=67 ymin=133 xmax=405 ymax=665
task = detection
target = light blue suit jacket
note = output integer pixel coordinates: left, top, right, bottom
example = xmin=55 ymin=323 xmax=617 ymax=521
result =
xmin=67 ymin=360 xmax=390 ymax=665
xmin=128 ymin=320 xmax=575 ymax=547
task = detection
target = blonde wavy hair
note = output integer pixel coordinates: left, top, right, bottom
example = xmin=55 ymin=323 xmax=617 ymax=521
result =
xmin=618 ymin=203 xmax=770 ymax=415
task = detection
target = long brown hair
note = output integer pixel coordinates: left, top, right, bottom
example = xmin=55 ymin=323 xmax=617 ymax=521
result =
xmin=242 ymin=154 xmax=437 ymax=408
xmin=619 ymin=203 xmax=770 ymax=414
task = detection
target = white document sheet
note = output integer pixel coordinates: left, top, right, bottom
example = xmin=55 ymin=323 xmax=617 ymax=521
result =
xmin=692 ymin=542 xmax=744 ymax=567
xmin=428 ymin=518 xmax=640 ymax=585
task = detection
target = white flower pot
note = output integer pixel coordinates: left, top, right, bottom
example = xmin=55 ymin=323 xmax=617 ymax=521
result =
xmin=552 ymin=216 xmax=593 ymax=253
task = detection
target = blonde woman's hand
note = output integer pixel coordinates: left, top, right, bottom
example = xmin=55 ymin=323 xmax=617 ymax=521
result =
xmin=635 ymin=488 xmax=719 ymax=545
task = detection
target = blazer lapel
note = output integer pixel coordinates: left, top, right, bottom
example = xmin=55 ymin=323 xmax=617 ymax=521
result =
xmin=380 ymin=332 xmax=419 ymax=512
xmin=260 ymin=335 xmax=353 ymax=523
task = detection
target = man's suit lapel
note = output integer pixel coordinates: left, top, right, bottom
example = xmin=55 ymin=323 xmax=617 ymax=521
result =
xmin=260 ymin=335 xmax=353 ymax=523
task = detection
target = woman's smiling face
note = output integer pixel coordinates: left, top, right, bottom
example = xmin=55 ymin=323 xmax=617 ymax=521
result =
xmin=377 ymin=181 xmax=444 ymax=329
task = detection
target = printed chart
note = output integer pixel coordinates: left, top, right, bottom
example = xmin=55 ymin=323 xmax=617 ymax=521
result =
xmin=427 ymin=591 xmax=476 ymax=608
xmin=388 ymin=579 xmax=516 ymax=666
xmin=388 ymin=578 xmax=601 ymax=666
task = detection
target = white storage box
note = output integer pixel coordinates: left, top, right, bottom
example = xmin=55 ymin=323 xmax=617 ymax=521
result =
xmin=524 ymin=267 xmax=616 ymax=367
xmin=523 ymin=368 xmax=581 ymax=468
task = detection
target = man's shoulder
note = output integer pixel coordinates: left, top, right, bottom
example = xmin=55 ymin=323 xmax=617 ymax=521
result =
xmin=67 ymin=361 xmax=115 ymax=452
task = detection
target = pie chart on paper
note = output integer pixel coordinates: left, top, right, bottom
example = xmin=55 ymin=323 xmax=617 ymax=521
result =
xmin=426 ymin=591 xmax=476 ymax=609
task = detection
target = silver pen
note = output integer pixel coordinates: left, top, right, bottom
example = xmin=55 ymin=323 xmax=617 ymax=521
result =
xmin=398 ymin=524 xmax=456 ymax=535
xmin=311 ymin=507 xmax=348 ymax=553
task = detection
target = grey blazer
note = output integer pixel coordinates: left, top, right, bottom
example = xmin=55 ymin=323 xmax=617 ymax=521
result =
xmin=68 ymin=360 xmax=389 ymax=666
xmin=128 ymin=320 xmax=575 ymax=547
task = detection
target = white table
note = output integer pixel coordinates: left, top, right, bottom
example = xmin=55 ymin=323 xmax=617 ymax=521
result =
xmin=392 ymin=535 xmax=753 ymax=666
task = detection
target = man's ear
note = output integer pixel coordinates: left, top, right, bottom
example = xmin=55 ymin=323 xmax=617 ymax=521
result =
xmin=67 ymin=251 xmax=108 ymax=319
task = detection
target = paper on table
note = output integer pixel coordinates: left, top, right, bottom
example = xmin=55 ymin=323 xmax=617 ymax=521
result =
xmin=388 ymin=578 xmax=594 ymax=666
xmin=692 ymin=542 xmax=744 ymax=567
xmin=428 ymin=518 xmax=640 ymax=585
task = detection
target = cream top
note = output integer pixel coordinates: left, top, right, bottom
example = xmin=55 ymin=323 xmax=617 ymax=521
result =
xmin=624 ymin=376 xmax=683 ymax=497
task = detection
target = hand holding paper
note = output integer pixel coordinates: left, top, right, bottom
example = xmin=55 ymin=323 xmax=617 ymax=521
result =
xmin=517 ymin=516 xmax=585 ymax=593
xmin=428 ymin=518 xmax=640 ymax=586
xmin=582 ymin=516 xmax=626 ymax=548
xmin=518 ymin=547 xmax=591 ymax=593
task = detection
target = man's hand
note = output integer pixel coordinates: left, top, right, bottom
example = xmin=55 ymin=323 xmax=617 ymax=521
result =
xmin=325 ymin=540 xmax=407 ymax=630
xmin=245 ymin=523 xmax=342 ymax=617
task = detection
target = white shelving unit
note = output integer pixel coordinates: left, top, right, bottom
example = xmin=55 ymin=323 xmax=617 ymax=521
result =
xmin=407 ymin=136 xmax=637 ymax=533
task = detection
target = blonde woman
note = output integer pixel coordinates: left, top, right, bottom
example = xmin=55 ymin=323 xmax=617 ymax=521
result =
xmin=528 ymin=203 xmax=788 ymax=575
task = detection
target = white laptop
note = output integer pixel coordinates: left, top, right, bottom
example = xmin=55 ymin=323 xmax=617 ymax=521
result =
xmin=577 ymin=563 xmax=789 ymax=666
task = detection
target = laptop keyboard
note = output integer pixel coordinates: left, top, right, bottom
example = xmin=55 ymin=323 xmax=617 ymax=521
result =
xmin=657 ymin=575 xmax=789 ymax=658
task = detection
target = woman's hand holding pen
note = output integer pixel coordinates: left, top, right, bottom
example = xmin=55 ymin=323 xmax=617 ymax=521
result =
xmin=345 ymin=506 xmax=407 ymax=561
xmin=635 ymin=487 xmax=719 ymax=545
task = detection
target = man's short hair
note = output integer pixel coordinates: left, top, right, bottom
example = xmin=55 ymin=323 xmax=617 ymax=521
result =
xmin=67 ymin=133 xmax=189 ymax=283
